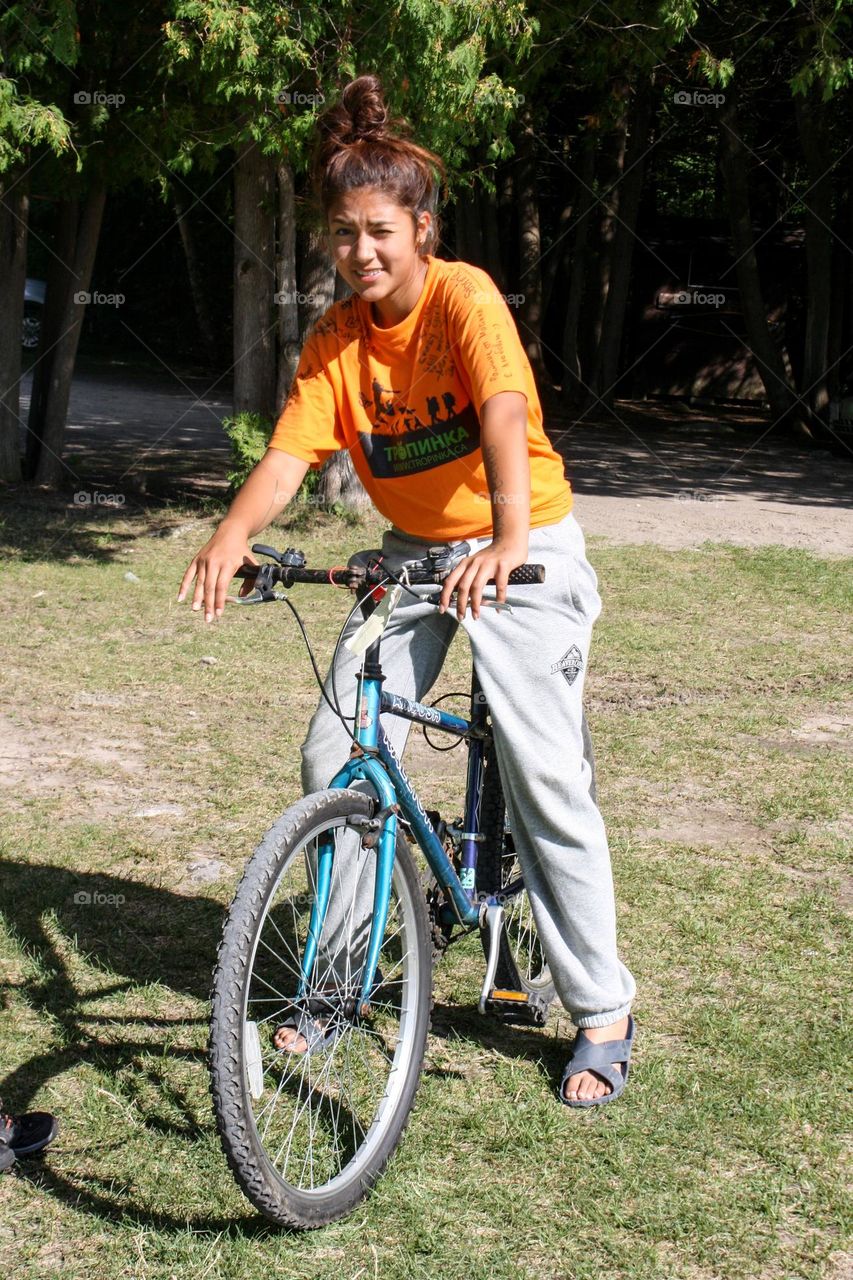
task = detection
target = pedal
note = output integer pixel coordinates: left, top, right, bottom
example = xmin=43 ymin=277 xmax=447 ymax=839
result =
xmin=484 ymin=989 xmax=550 ymax=1027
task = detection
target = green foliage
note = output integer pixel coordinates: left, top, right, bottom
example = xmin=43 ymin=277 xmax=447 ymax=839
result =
xmin=696 ymin=51 xmax=736 ymax=87
xmin=221 ymin=411 xmax=272 ymax=492
xmin=221 ymin=411 xmax=322 ymax=508
xmin=789 ymin=0 xmax=853 ymax=98
xmin=0 ymin=0 xmax=78 ymax=173
xmin=0 ymin=80 xmax=74 ymax=171
xmin=163 ymin=0 xmax=536 ymax=186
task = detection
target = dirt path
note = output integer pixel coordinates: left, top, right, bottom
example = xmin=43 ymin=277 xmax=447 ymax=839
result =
xmin=552 ymin=402 xmax=852 ymax=554
xmin=19 ymin=361 xmax=852 ymax=554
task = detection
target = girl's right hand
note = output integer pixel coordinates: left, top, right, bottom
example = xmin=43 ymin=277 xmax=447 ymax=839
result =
xmin=177 ymin=524 xmax=257 ymax=623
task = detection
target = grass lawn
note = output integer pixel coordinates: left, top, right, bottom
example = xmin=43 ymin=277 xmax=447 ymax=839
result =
xmin=0 ymin=492 xmax=850 ymax=1280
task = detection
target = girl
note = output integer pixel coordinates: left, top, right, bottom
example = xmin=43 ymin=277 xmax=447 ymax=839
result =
xmin=178 ymin=75 xmax=636 ymax=1106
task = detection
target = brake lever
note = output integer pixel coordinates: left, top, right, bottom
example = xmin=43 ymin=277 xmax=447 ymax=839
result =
xmin=227 ymin=562 xmax=281 ymax=604
xmin=424 ymin=590 xmax=513 ymax=615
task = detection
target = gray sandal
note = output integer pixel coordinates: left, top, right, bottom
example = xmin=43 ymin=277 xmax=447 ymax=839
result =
xmin=559 ymin=1015 xmax=636 ymax=1108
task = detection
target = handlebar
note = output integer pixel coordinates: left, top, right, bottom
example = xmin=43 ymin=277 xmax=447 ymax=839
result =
xmin=233 ymin=543 xmax=546 ymax=594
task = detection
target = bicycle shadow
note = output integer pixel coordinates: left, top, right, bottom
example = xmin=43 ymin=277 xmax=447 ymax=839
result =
xmin=0 ymin=859 xmax=279 ymax=1232
xmin=427 ymin=999 xmax=570 ymax=1092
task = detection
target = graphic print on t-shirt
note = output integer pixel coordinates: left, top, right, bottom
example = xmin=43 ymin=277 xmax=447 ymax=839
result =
xmin=356 ymin=374 xmax=480 ymax=480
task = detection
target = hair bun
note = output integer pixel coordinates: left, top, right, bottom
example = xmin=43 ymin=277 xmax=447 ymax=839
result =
xmin=319 ymin=74 xmax=396 ymax=152
xmin=341 ymin=75 xmax=390 ymax=142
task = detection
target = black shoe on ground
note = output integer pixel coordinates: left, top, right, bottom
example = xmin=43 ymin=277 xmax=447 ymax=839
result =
xmin=0 ymin=1109 xmax=59 ymax=1158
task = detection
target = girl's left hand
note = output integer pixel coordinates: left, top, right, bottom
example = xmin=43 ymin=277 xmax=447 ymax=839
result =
xmin=438 ymin=538 xmax=529 ymax=621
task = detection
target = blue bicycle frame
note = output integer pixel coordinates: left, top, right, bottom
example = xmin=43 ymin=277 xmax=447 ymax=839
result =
xmin=298 ymin=605 xmax=492 ymax=1010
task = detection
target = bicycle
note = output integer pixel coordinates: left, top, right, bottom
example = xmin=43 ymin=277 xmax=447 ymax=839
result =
xmin=207 ymin=540 xmax=595 ymax=1228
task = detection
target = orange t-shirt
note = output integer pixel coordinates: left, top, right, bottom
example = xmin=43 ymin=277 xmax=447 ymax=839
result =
xmin=267 ymin=255 xmax=572 ymax=541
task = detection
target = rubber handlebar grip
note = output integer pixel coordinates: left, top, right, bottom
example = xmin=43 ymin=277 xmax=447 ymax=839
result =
xmin=506 ymin=563 xmax=545 ymax=585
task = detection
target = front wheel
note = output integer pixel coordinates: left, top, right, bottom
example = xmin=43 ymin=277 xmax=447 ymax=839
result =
xmin=209 ymin=788 xmax=432 ymax=1228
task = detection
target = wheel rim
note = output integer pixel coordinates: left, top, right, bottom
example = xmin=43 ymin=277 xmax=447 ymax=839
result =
xmin=21 ymin=317 xmax=40 ymax=349
xmin=501 ymin=850 xmax=552 ymax=990
xmin=238 ymin=815 xmax=421 ymax=1196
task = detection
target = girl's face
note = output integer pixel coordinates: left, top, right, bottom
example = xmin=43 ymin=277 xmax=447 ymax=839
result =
xmin=327 ymin=188 xmax=432 ymax=327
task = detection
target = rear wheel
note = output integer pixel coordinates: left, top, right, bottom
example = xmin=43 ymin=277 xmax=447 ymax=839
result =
xmin=209 ymin=788 xmax=432 ymax=1228
xmin=476 ymin=716 xmax=596 ymax=1014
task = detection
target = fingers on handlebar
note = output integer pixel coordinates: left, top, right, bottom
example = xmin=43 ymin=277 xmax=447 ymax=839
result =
xmin=468 ymin=560 xmax=505 ymax=620
xmin=438 ymin=559 xmax=466 ymax=616
xmin=438 ymin=555 xmax=512 ymax=620
xmin=441 ymin=557 xmax=480 ymax=621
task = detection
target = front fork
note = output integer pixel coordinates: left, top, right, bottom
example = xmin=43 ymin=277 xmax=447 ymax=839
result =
xmin=298 ymin=657 xmax=398 ymax=1012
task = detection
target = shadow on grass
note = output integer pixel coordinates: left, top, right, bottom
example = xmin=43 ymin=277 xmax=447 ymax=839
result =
xmin=0 ymin=859 xmax=242 ymax=1228
xmin=429 ymin=999 xmax=569 ymax=1089
xmin=2 ymin=859 xmax=568 ymax=1234
xmin=0 ymin=488 xmax=217 ymax=566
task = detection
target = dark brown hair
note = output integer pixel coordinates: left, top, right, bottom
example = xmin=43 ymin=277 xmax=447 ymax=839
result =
xmin=312 ymin=75 xmax=445 ymax=254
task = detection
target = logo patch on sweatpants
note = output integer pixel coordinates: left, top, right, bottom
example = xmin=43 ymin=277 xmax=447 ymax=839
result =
xmin=550 ymin=644 xmax=583 ymax=685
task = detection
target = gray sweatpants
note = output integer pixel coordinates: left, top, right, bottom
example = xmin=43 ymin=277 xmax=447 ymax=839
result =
xmin=300 ymin=512 xmax=636 ymax=1029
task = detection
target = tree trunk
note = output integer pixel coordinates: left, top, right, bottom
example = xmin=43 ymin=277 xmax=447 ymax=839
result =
xmin=24 ymin=196 xmax=79 ymax=479
xmin=316 ymin=447 xmax=372 ymax=512
xmin=0 ymin=168 xmax=29 ymax=482
xmin=233 ymin=138 xmax=276 ymax=421
xmin=480 ymin=183 xmax=504 ymax=288
xmin=173 ymin=183 xmax=219 ymax=366
xmin=826 ymin=173 xmax=847 ymax=399
xmin=275 ymin=159 xmax=300 ymax=414
xmin=496 ymin=164 xmax=516 ymax=286
xmin=718 ymin=95 xmax=810 ymax=436
xmin=586 ymin=82 xmax=630 ymax=363
xmin=454 ymin=187 xmax=482 ymax=266
xmin=561 ymin=133 xmax=597 ymax=408
xmin=541 ymin=196 xmax=574 ymax=327
xmin=584 ymin=80 xmax=654 ymax=411
xmin=298 ymin=227 xmax=335 ymax=338
xmin=296 ymin=228 xmax=368 ymax=512
xmin=323 ymin=263 xmax=365 ymax=508
xmin=516 ymin=106 xmax=546 ymax=378
xmin=794 ymin=92 xmax=833 ymax=422
xmin=32 ymin=185 xmax=107 ymax=487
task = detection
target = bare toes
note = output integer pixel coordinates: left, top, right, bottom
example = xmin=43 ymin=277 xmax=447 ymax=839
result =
xmin=273 ymin=1027 xmax=308 ymax=1053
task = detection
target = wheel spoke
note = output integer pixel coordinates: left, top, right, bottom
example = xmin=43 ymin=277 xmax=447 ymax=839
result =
xmin=209 ymin=796 xmax=428 ymax=1217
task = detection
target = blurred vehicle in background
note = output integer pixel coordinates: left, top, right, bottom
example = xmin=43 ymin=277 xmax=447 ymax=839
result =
xmin=22 ymin=278 xmax=46 ymax=349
